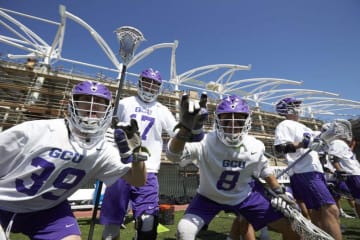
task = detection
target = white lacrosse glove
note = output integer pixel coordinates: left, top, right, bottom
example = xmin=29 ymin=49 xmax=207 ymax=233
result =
xmin=113 ymin=119 xmax=150 ymax=164
xmin=270 ymin=187 xmax=298 ymax=218
xmin=174 ymin=92 xmax=208 ymax=142
xmin=105 ymin=128 xmax=116 ymax=145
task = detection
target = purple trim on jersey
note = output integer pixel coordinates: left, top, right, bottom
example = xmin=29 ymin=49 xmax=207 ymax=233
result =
xmin=185 ymin=188 xmax=284 ymax=231
xmin=100 ymin=173 xmax=159 ymax=225
xmin=346 ymin=175 xmax=360 ymax=199
xmin=0 ymin=201 xmax=80 ymax=239
xmin=290 ymin=172 xmax=335 ymax=210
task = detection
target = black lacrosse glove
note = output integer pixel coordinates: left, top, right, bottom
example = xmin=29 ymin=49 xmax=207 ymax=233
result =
xmin=174 ymin=92 xmax=208 ymax=142
xmin=270 ymin=186 xmax=298 ymax=218
xmin=114 ymin=119 xmax=149 ymax=164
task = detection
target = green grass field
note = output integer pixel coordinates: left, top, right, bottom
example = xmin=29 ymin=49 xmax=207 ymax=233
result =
xmin=10 ymin=201 xmax=360 ymax=239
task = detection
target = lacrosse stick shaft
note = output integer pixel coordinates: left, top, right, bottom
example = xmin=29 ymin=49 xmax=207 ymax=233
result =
xmin=88 ymin=26 xmax=143 ymax=240
xmin=88 ymin=65 xmax=127 ymax=240
xmin=276 ymin=149 xmax=312 ymax=179
xmin=88 ymin=180 xmax=101 ymax=240
xmin=112 ymin=64 xmax=127 ymax=124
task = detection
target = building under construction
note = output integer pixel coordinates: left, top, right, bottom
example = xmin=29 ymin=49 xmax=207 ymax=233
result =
xmin=0 ymin=59 xmax=327 ymax=157
xmin=1 ymin=5 xmax=360 ymax=204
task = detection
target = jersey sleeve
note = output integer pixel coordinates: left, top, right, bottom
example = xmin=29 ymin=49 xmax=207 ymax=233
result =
xmin=93 ymin=143 xmax=132 ymax=186
xmin=0 ymin=122 xmax=29 ymax=177
xmin=252 ymin=139 xmax=273 ymax=179
xmin=274 ymin=121 xmax=294 ymax=145
xmin=162 ymin=106 xmax=177 ymax=137
xmin=328 ymin=140 xmax=346 ymax=159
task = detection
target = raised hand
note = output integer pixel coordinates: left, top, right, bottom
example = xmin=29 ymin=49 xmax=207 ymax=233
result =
xmin=174 ymin=92 xmax=208 ymax=142
xmin=114 ymin=119 xmax=149 ymax=164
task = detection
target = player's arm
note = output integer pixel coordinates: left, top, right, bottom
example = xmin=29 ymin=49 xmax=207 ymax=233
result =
xmin=274 ymin=133 xmax=323 ymax=154
xmin=274 ymin=142 xmax=299 ymax=154
xmin=274 ymin=125 xmax=302 ymax=154
xmin=259 ymin=154 xmax=282 ymax=190
xmin=264 ymin=174 xmax=282 ymax=190
xmin=167 ymin=93 xmax=208 ymax=161
xmin=168 ymin=126 xmax=189 ymax=155
xmin=122 ymin=161 xmax=146 ymax=187
xmin=328 ymin=154 xmax=348 ymax=180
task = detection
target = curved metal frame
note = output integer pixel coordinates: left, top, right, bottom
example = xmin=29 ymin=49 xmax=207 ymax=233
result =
xmin=1 ymin=5 xmax=359 ymax=120
xmin=0 ymin=6 xmax=178 ymax=79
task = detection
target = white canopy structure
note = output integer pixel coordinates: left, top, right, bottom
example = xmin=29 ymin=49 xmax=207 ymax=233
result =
xmin=0 ymin=6 xmax=178 ymax=79
xmin=1 ymin=5 xmax=359 ymax=120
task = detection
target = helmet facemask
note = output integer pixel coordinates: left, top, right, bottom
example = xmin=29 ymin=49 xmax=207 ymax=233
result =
xmin=138 ymin=77 xmax=162 ymax=102
xmin=215 ymin=95 xmax=252 ymax=147
xmin=215 ymin=112 xmax=251 ymax=147
xmin=137 ymin=68 xmax=163 ymax=103
xmin=67 ymin=81 xmax=113 ymax=149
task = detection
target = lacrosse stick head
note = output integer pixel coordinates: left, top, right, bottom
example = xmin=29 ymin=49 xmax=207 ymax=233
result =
xmin=115 ymin=26 xmax=145 ymax=65
xmin=215 ymin=95 xmax=252 ymax=147
xmin=138 ymin=68 xmax=163 ymax=102
xmin=67 ymin=81 xmax=113 ymax=149
xmin=275 ymin=97 xmax=302 ymax=117
xmin=289 ymin=209 xmax=335 ymax=240
xmin=321 ymin=119 xmax=353 ymax=143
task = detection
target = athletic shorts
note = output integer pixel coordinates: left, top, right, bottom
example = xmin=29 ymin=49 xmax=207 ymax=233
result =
xmin=346 ymin=175 xmax=360 ymax=199
xmin=185 ymin=185 xmax=284 ymax=231
xmin=0 ymin=201 xmax=80 ymax=240
xmin=100 ymin=173 xmax=159 ymax=225
xmin=290 ymin=172 xmax=335 ymax=210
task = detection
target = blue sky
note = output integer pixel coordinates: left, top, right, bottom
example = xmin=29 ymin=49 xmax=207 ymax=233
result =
xmin=1 ymin=0 xmax=360 ymax=118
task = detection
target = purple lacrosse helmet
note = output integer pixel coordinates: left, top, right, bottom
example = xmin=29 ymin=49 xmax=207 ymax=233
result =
xmin=215 ymin=95 xmax=252 ymax=147
xmin=67 ymin=81 xmax=113 ymax=149
xmin=72 ymin=81 xmax=112 ymax=101
xmin=138 ymin=68 xmax=162 ymax=102
xmin=275 ymin=97 xmax=302 ymax=116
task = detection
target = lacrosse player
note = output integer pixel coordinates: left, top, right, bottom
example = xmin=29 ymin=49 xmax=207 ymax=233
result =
xmin=325 ymin=119 xmax=360 ymax=218
xmin=167 ymin=94 xmax=300 ymax=240
xmin=100 ymin=68 xmax=177 ymax=240
xmin=273 ymin=97 xmax=342 ymax=240
xmin=0 ymin=81 xmax=147 ymax=240
xmin=320 ymin=150 xmax=356 ymax=219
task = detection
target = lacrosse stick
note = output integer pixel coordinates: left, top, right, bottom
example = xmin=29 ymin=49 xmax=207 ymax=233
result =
xmin=88 ymin=26 xmax=145 ymax=240
xmin=264 ymin=183 xmax=335 ymax=240
xmin=276 ymin=149 xmax=312 ymax=179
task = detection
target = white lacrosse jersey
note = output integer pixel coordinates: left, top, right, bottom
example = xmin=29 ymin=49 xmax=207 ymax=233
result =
xmin=182 ymin=132 xmax=273 ymax=205
xmin=117 ymin=96 xmax=176 ymax=173
xmin=274 ymin=119 xmax=323 ymax=176
xmin=328 ymin=139 xmax=360 ymax=175
xmin=0 ymin=119 xmax=131 ymax=213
